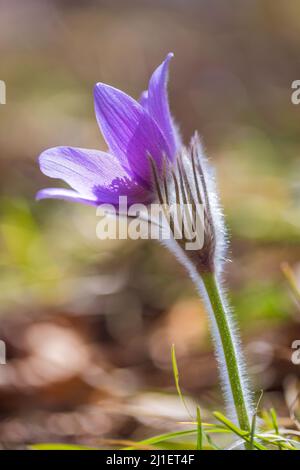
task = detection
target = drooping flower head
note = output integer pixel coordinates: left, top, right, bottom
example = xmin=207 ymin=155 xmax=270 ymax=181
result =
xmin=37 ymin=53 xmax=179 ymax=207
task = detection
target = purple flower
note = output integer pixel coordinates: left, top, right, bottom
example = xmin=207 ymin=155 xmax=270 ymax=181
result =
xmin=36 ymin=53 xmax=180 ymax=207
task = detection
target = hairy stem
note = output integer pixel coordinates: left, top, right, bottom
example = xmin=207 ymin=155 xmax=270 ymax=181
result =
xmin=201 ymin=271 xmax=251 ymax=434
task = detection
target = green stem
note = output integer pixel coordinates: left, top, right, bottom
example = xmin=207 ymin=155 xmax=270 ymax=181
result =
xmin=201 ymin=271 xmax=251 ymax=434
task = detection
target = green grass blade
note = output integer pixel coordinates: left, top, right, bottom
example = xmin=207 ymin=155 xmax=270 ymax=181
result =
xmin=213 ymin=411 xmax=267 ymax=450
xmin=206 ymin=434 xmax=220 ymax=450
xmin=196 ymin=406 xmax=203 ymax=450
xmin=257 ymin=433 xmax=297 ymax=450
xmin=270 ymin=408 xmax=279 ymax=434
xmin=270 ymin=407 xmax=282 ymax=450
xmin=124 ymin=429 xmax=198 ymax=450
xmin=171 ymin=344 xmax=194 ymax=420
xmin=30 ymin=443 xmax=97 ymax=450
xmin=250 ymin=390 xmax=264 ymax=450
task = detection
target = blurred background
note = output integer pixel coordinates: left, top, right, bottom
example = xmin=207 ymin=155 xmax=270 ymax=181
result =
xmin=0 ymin=0 xmax=300 ymax=448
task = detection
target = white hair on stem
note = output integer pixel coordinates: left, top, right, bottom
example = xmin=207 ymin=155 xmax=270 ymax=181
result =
xmin=161 ymin=236 xmax=254 ymax=423
xmin=150 ymin=133 xmax=254 ymax=428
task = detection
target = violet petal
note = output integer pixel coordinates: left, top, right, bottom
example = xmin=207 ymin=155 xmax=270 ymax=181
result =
xmin=36 ymin=188 xmax=98 ymax=205
xmin=139 ymin=90 xmax=149 ymax=110
xmin=38 ymin=146 xmax=151 ymax=205
xmin=147 ymin=52 xmax=179 ymax=157
xmin=94 ymin=83 xmax=172 ymax=186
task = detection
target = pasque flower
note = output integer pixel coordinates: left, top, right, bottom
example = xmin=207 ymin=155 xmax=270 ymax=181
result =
xmin=37 ymin=53 xmax=253 ymax=439
xmin=37 ymin=53 xmax=179 ymax=206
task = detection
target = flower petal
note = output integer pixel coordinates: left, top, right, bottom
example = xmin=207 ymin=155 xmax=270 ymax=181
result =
xmin=39 ymin=146 xmax=126 ymax=197
xmin=36 ymin=188 xmax=98 ymax=205
xmin=93 ymin=178 xmax=153 ymax=205
xmin=38 ymin=146 xmax=152 ymax=206
xmin=139 ymin=90 xmax=149 ymax=110
xmin=94 ymin=83 xmax=172 ymax=186
xmin=147 ymin=52 xmax=179 ymax=157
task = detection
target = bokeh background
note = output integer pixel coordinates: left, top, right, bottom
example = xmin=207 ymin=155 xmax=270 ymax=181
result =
xmin=0 ymin=0 xmax=300 ymax=448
